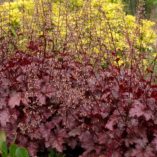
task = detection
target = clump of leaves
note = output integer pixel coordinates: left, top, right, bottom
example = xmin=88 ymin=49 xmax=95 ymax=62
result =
xmin=0 ymin=49 xmax=157 ymax=157
xmin=0 ymin=131 xmax=29 ymax=157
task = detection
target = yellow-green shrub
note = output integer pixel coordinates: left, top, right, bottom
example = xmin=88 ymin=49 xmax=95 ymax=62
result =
xmin=0 ymin=0 xmax=156 ymax=55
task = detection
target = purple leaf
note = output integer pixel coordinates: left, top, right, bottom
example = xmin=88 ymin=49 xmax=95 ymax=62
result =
xmin=8 ymin=92 xmax=21 ymax=108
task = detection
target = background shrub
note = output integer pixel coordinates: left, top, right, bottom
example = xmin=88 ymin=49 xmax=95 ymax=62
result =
xmin=0 ymin=0 xmax=156 ymax=54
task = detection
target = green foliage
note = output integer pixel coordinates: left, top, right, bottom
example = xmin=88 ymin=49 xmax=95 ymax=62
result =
xmin=0 ymin=131 xmax=29 ymax=157
xmin=48 ymin=149 xmax=65 ymax=157
xmin=9 ymin=144 xmax=18 ymax=157
xmin=145 ymin=0 xmax=157 ymax=18
xmin=123 ymin=0 xmax=157 ymax=18
xmin=0 ymin=141 xmax=8 ymax=157
xmin=15 ymin=148 xmax=29 ymax=157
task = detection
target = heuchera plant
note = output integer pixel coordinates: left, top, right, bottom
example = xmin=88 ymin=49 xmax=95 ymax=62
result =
xmin=0 ymin=46 xmax=157 ymax=157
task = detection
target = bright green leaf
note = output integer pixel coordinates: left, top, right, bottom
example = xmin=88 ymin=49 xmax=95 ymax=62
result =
xmin=15 ymin=147 xmax=29 ymax=157
xmin=9 ymin=144 xmax=18 ymax=157
xmin=0 ymin=141 xmax=8 ymax=157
